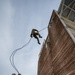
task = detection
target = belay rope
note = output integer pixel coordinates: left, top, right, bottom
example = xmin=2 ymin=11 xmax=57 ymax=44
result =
xmin=9 ymin=26 xmax=47 ymax=74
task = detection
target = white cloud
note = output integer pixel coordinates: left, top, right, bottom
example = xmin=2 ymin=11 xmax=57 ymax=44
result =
xmin=0 ymin=0 xmax=15 ymax=75
xmin=0 ymin=0 xmax=14 ymax=57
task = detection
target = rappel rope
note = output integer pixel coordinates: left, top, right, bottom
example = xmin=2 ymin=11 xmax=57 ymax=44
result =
xmin=9 ymin=26 xmax=48 ymax=74
xmin=10 ymin=38 xmax=32 ymax=74
xmin=39 ymin=26 xmax=47 ymax=32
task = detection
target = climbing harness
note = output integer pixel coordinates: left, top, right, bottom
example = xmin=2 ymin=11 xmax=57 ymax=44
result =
xmin=10 ymin=26 xmax=48 ymax=75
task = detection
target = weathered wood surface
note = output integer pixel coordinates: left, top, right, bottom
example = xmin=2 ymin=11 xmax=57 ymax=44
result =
xmin=38 ymin=42 xmax=54 ymax=75
xmin=38 ymin=10 xmax=75 ymax=75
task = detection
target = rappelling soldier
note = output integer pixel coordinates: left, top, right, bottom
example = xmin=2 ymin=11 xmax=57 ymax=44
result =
xmin=30 ymin=29 xmax=42 ymax=44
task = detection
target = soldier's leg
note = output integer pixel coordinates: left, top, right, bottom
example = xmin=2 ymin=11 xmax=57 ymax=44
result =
xmin=36 ymin=33 xmax=42 ymax=38
xmin=18 ymin=73 xmax=21 ymax=75
xmin=34 ymin=35 xmax=40 ymax=44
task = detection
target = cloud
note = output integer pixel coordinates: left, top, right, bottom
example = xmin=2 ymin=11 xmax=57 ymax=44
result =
xmin=0 ymin=0 xmax=15 ymax=75
xmin=0 ymin=0 xmax=14 ymax=57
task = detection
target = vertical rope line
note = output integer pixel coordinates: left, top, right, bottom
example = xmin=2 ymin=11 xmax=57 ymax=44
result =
xmin=9 ymin=38 xmax=31 ymax=73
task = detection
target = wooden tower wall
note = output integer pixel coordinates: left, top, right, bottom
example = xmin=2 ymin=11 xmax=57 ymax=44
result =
xmin=38 ymin=10 xmax=75 ymax=75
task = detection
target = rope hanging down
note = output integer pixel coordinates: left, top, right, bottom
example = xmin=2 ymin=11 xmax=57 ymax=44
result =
xmin=10 ymin=38 xmax=31 ymax=74
xmin=9 ymin=26 xmax=48 ymax=74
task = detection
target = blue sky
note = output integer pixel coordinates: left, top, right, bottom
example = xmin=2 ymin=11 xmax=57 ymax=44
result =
xmin=0 ymin=0 xmax=61 ymax=75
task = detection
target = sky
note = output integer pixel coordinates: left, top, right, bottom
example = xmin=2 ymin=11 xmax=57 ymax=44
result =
xmin=0 ymin=0 xmax=61 ymax=75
